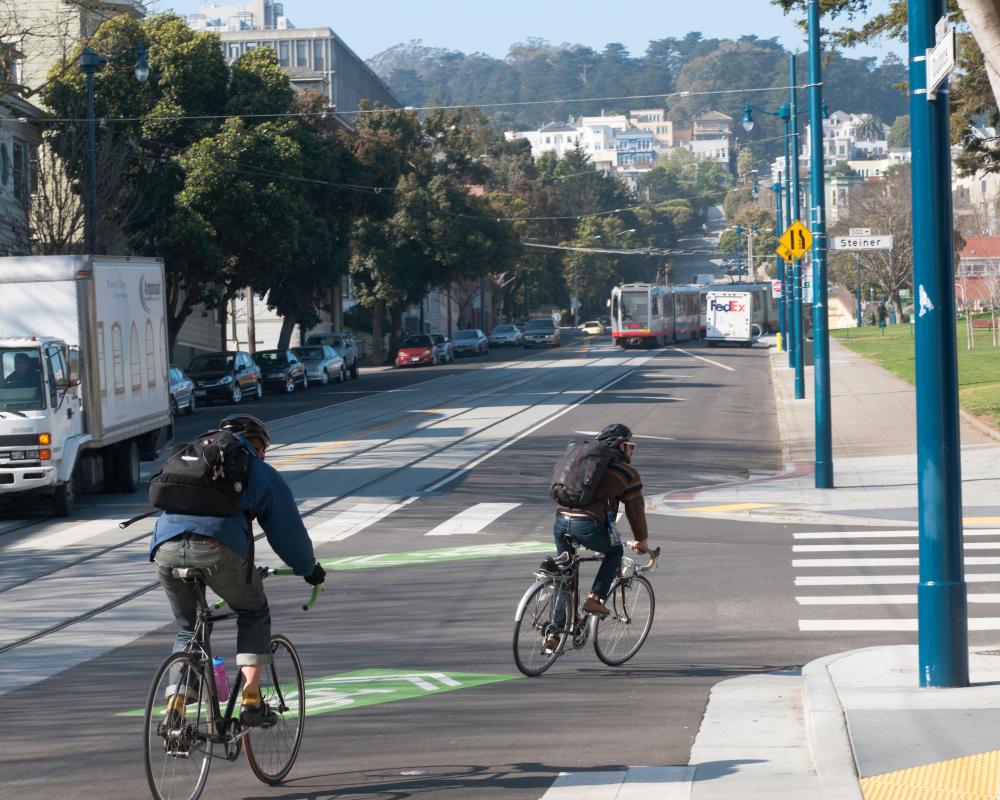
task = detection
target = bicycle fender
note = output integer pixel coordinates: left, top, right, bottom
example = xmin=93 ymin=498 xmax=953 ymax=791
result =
xmin=514 ymin=579 xmax=546 ymax=621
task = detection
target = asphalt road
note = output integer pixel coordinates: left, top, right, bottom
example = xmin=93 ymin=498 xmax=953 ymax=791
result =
xmin=0 ymin=333 xmax=916 ymax=800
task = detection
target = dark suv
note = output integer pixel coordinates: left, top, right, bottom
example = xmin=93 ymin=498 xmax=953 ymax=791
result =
xmin=188 ymin=351 xmax=263 ymax=405
xmin=254 ymin=349 xmax=308 ymax=393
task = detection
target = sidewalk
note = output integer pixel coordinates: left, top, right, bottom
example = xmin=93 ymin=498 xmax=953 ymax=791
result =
xmin=685 ymin=337 xmax=1000 ymax=800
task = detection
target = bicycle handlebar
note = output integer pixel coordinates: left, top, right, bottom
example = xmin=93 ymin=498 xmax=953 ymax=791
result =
xmin=638 ymin=546 xmax=661 ymax=572
xmin=212 ymin=566 xmax=324 ymax=611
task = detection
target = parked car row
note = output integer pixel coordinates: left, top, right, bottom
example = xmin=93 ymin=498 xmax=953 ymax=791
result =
xmin=169 ymin=331 xmax=363 ymax=414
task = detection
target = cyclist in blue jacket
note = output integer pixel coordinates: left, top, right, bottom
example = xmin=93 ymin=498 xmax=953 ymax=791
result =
xmin=150 ymin=414 xmax=325 ymax=726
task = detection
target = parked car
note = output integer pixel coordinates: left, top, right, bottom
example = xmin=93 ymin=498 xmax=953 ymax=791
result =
xmin=452 ymin=328 xmax=489 ymax=357
xmin=168 ymin=364 xmax=197 ymax=416
xmin=431 ymin=333 xmax=454 ymax=363
xmin=305 ymin=331 xmax=359 ymax=379
xmin=254 ymin=349 xmax=308 ymax=393
xmin=291 ymin=345 xmax=346 ymax=385
xmin=489 ymin=324 xmax=523 ymax=347
xmin=578 ymin=320 xmax=605 ymax=335
xmin=395 ymin=334 xmax=440 ymax=367
xmin=188 ymin=351 xmax=263 ymax=405
xmin=523 ymin=318 xmax=561 ymax=348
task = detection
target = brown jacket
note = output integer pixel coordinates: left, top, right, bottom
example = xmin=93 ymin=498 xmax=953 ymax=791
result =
xmin=557 ymin=459 xmax=649 ymax=541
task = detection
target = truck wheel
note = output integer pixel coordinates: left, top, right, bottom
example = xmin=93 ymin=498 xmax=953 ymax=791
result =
xmin=117 ymin=441 xmax=141 ymax=494
xmin=53 ymin=480 xmax=75 ymax=517
xmin=350 ymin=361 xmax=359 ymax=380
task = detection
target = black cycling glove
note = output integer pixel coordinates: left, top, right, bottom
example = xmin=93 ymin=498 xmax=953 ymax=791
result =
xmin=305 ymin=563 xmax=326 ymax=586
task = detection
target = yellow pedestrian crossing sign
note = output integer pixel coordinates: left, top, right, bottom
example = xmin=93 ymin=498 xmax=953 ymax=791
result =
xmin=775 ymin=242 xmax=793 ymax=264
xmin=780 ymin=220 xmax=812 ymax=259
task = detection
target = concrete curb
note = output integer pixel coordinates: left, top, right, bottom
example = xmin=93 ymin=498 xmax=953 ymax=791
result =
xmin=768 ymin=346 xmax=793 ymax=467
xmin=959 ymin=408 xmax=1000 ymax=444
xmin=802 ymin=651 xmax=866 ymax=800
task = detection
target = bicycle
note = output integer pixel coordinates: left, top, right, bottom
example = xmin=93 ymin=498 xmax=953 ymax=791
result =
xmin=512 ymin=535 xmax=660 ymax=677
xmin=143 ymin=566 xmax=321 ymax=800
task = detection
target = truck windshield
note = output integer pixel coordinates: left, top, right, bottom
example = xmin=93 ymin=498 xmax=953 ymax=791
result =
xmin=0 ymin=348 xmax=45 ymax=411
xmin=621 ymin=292 xmax=648 ymax=322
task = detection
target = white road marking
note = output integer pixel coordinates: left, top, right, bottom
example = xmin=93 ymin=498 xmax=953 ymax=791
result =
xmin=574 ymin=431 xmax=675 ymax=441
xmin=10 ymin=518 xmax=117 ymax=551
xmin=793 ymin=529 xmax=1000 ymax=539
xmin=539 ymin=766 xmax=694 ymax=799
xmin=793 ymin=557 xmax=1000 ymax=568
xmin=610 ymin=394 xmax=684 ymax=401
xmin=794 ymin=573 xmax=1000 ymax=586
xmin=793 ymin=542 xmax=1000 ymax=553
xmin=796 ymin=593 xmax=1000 ymax=605
xmin=673 ymin=347 xmax=736 ymax=372
xmin=799 ymin=618 xmax=1000 ymax=632
xmin=310 ymin=502 xmax=407 ymax=545
xmin=425 ymin=503 xmax=520 ymax=535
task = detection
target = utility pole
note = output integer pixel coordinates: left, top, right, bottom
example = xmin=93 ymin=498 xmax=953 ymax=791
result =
xmin=856 ymin=254 xmax=863 ymax=327
xmin=735 ymin=226 xmax=743 ymax=282
xmin=783 ymin=121 xmax=794 ymax=362
xmin=747 ymin=229 xmax=755 ymax=281
xmin=808 ymin=0 xmax=833 ymax=488
xmin=773 ymin=181 xmax=786 ymax=349
xmin=789 ymin=53 xmax=805 ymax=400
xmin=909 ymin=0 xmax=968 ymax=687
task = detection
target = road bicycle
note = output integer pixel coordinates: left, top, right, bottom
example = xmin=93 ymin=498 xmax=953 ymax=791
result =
xmin=143 ymin=566 xmax=320 ymax=800
xmin=513 ymin=535 xmax=660 ymax=677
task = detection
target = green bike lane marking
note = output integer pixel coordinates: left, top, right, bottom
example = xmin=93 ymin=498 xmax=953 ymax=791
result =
xmin=120 ymin=669 xmax=519 ymax=718
xmin=317 ymin=540 xmax=553 ymax=571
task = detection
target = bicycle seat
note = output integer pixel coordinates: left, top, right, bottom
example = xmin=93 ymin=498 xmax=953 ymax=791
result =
xmin=171 ymin=567 xmax=209 ymax=581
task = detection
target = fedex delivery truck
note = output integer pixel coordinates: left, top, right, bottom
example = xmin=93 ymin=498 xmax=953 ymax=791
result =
xmin=0 ymin=256 xmax=173 ymax=516
xmin=705 ymin=290 xmax=762 ymax=347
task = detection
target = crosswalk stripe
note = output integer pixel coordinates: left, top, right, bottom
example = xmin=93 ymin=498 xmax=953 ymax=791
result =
xmin=539 ymin=766 xmax=695 ymax=799
xmin=794 ymin=529 xmax=1000 ymax=540
xmin=795 ymin=573 xmax=1000 ymax=586
xmin=425 ymin=503 xmax=521 ymax=536
xmin=793 ymin=542 xmax=1000 ymax=553
xmin=796 ymin=593 xmax=1000 ymax=605
xmin=10 ymin=519 xmax=117 ymax=551
xmin=793 ymin=556 xmax=1000 ymax=568
xmin=310 ymin=501 xmax=407 ymax=545
xmin=799 ymin=618 xmax=1000 ymax=632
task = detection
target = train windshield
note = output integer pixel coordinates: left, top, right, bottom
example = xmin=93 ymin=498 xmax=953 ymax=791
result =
xmin=620 ymin=291 xmax=649 ymax=322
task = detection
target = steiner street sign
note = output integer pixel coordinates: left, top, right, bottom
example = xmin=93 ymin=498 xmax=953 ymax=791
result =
xmin=830 ymin=234 xmax=893 ymax=251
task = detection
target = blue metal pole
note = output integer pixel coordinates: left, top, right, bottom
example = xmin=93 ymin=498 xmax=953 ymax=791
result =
xmin=808 ymin=0 xmax=833 ymax=489
xmin=773 ymin=182 xmax=786 ymax=349
xmin=909 ymin=0 xmax=968 ymax=687
xmin=789 ymin=53 xmax=805 ymax=400
xmin=783 ymin=115 xmax=794 ymax=361
xmin=736 ymin=226 xmax=743 ymax=282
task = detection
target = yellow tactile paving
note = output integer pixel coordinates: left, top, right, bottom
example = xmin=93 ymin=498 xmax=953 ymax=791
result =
xmin=963 ymin=516 xmax=1000 ymax=526
xmin=860 ymin=750 xmax=1000 ymax=800
xmin=684 ymin=502 xmax=779 ymax=513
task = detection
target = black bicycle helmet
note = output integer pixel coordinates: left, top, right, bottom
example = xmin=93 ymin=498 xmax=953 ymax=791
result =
xmin=596 ymin=423 xmax=632 ymax=448
xmin=219 ymin=414 xmax=271 ymax=450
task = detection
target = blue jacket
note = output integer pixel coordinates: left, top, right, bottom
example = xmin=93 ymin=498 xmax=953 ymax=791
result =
xmin=149 ymin=437 xmax=316 ymax=576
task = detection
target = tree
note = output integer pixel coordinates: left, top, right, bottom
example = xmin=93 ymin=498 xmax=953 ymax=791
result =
xmin=855 ymin=114 xmax=885 ymax=142
xmin=888 ymin=115 xmax=910 ymax=149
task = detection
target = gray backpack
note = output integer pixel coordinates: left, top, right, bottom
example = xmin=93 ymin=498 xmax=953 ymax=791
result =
xmin=549 ymin=440 xmax=619 ymax=508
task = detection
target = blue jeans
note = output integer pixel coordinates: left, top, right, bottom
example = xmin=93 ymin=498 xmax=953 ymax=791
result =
xmin=552 ymin=514 xmax=623 ymax=628
xmin=155 ymin=534 xmax=271 ymax=678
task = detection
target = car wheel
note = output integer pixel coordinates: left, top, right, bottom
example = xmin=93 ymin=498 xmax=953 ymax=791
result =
xmin=231 ymin=383 xmax=243 ymax=404
xmin=170 ymin=396 xmax=178 ymax=416
xmin=320 ymin=370 xmax=330 ymax=386
xmin=432 ymin=353 xmax=439 ymax=366
xmin=350 ymin=361 xmax=359 ymax=380
xmin=186 ymin=393 xmax=196 ymax=415
xmin=339 ymin=366 xmax=347 ymax=383
xmin=301 ymin=374 xmax=309 ymax=390
xmin=285 ymin=376 xmax=296 ymax=393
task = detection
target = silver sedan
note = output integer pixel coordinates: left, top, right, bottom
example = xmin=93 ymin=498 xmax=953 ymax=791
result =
xmin=291 ymin=345 xmax=346 ymax=385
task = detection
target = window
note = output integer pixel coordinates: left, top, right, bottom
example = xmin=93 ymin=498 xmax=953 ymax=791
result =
xmin=279 ymin=41 xmax=289 ymax=66
xmin=228 ymin=44 xmax=240 ymax=62
xmin=296 ymin=40 xmax=307 ymax=65
xmin=245 ymin=41 xmax=257 ymax=51
xmin=313 ymin=40 xmax=324 ymax=71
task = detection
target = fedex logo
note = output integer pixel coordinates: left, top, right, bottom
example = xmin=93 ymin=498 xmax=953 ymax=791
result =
xmin=710 ymin=299 xmax=746 ymax=313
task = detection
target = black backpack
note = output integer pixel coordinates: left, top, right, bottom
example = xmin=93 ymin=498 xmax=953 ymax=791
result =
xmin=549 ymin=440 xmax=621 ymax=508
xmin=149 ymin=429 xmax=253 ymax=517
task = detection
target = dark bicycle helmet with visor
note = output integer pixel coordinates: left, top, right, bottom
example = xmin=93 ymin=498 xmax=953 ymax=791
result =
xmin=596 ymin=422 xmax=632 ymax=448
xmin=219 ymin=414 xmax=271 ymax=450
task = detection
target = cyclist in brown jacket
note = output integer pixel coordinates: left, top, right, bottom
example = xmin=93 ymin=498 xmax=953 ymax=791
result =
xmin=548 ymin=424 xmax=653 ymax=649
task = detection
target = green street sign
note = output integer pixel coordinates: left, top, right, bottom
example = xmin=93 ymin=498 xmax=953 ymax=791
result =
xmin=121 ymin=670 xmax=519 ymax=719
xmin=318 ymin=541 xmax=554 ymax=571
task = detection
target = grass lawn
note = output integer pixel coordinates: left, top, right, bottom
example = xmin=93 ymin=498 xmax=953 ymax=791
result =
xmin=831 ymin=321 xmax=1000 ymax=428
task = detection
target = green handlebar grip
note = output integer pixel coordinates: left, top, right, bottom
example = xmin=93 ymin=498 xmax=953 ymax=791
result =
xmin=303 ymin=584 xmax=321 ymax=611
xmin=213 ymin=597 xmax=226 ymax=609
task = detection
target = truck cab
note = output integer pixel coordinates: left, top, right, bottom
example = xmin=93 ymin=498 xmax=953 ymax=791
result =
xmin=0 ymin=337 xmax=84 ymax=513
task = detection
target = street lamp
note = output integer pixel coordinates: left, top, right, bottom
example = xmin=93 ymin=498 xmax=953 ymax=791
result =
xmin=80 ymin=41 xmax=149 ymax=253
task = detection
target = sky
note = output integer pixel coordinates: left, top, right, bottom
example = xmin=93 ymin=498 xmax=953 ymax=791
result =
xmin=156 ymin=0 xmax=905 ymax=63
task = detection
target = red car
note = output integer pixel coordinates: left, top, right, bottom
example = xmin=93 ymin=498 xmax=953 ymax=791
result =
xmin=395 ymin=334 xmax=439 ymax=367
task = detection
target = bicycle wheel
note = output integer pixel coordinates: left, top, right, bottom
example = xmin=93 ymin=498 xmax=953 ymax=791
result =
xmin=513 ymin=579 xmax=567 ymax=677
xmin=144 ymin=652 xmax=215 ymax=800
xmin=593 ymin=575 xmax=655 ymax=666
xmin=244 ymin=634 xmax=305 ymax=784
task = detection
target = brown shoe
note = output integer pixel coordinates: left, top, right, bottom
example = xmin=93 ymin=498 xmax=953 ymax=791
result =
xmin=541 ymin=635 xmax=560 ymax=654
xmin=583 ymin=597 xmax=611 ymax=616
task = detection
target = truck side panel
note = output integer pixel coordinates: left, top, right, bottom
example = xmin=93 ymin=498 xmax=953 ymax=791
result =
xmin=0 ymin=280 xmax=79 ymax=341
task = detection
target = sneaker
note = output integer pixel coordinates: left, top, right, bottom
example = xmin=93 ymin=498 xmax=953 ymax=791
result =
xmin=541 ymin=635 xmax=560 ymax=654
xmin=240 ymin=697 xmax=279 ymax=728
xmin=582 ymin=597 xmax=611 ymax=616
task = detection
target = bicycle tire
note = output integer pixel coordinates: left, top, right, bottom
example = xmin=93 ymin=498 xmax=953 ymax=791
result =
xmin=593 ymin=574 xmax=655 ymax=666
xmin=143 ymin=652 xmax=215 ymax=800
xmin=513 ymin=579 xmax=567 ymax=677
xmin=244 ymin=634 xmax=305 ymax=784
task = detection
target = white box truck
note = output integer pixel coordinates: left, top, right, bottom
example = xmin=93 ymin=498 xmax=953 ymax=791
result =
xmin=0 ymin=256 xmax=173 ymax=515
xmin=705 ymin=290 xmax=761 ymax=348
